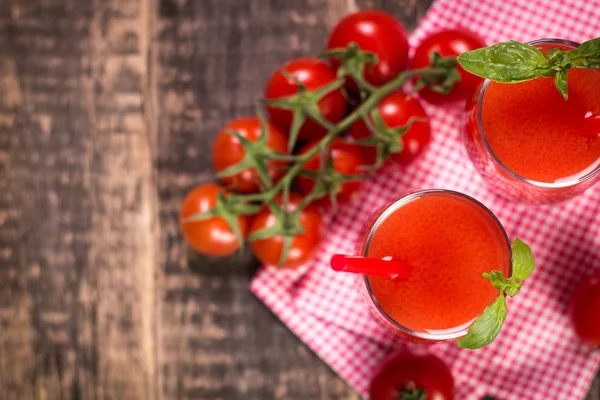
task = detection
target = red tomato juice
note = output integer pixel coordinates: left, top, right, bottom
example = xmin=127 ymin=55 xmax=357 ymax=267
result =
xmin=364 ymin=191 xmax=511 ymax=337
xmin=482 ymin=67 xmax=600 ymax=183
xmin=482 ymin=41 xmax=600 ymax=184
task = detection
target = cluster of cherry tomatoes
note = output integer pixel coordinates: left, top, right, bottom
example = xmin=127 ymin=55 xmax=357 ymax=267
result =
xmin=180 ymin=10 xmax=487 ymax=268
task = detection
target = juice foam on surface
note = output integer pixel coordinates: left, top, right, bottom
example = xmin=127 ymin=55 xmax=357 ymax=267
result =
xmin=368 ymin=193 xmax=510 ymax=334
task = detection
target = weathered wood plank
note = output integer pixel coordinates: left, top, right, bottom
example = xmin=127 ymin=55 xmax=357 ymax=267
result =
xmin=0 ymin=0 xmax=157 ymax=399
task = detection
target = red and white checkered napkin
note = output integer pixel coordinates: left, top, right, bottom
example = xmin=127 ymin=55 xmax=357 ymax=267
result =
xmin=251 ymin=0 xmax=600 ymax=398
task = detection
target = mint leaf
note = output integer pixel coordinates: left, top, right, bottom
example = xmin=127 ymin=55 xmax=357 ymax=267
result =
xmin=457 ymin=295 xmax=507 ymax=349
xmin=570 ymin=37 xmax=600 ymax=68
xmin=546 ymin=48 xmax=572 ymax=70
xmin=482 ymin=270 xmax=507 ymax=291
xmin=457 ymin=41 xmax=553 ymax=82
xmin=505 ymin=279 xmax=523 ymax=297
xmin=458 ymin=238 xmax=535 ymax=349
xmin=457 ymin=37 xmax=600 ymax=101
xmin=511 ymin=238 xmax=535 ymax=281
xmin=555 ymin=69 xmax=568 ymax=100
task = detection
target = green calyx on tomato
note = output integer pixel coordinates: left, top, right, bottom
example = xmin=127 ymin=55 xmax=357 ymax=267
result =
xmin=353 ymin=108 xmax=424 ymax=170
xmin=411 ymin=28 xmax=486 ymax=104
xmin=212 ymin=116 xmax=289 ymax=194
xmin=326 ymin=10 xmax=410 ymax=87
xmin=265 ymin=71 xmax=345 ymax=151
xmin=398 ymin=387 xmax=427 ymax=400
xmin=350 ymin=92 xmax=431 ymax=167
xmin=265 ymin=58 xmax=347 ymax=145
xmin=413 ymin=51 xmax=462 ymax=95
xmin=248 ymin=192 xmax=322 ymax=267
xmin=215 ymin=113 xmax=288 ymax=191
xmin=296 ymin=139 xmax=368 ymax=208
xmin=297 ymin=155 xmax=369 ymax=209
xmin=369 ymin=352 xmax=454 ymax=400
xmin=181 ymin=187 xmax=260 ymax=251
xmin=323 ymin=41 xmax=379 ymax=93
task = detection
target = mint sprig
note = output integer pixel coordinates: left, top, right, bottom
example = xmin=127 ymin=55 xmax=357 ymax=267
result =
xmin=457 ymin=37 xmax=600 ymax=100
xmin=457 ymin=238 xmax=535 ymax=350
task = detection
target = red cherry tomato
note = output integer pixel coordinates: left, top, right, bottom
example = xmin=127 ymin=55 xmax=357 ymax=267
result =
xmin=412 ymin=29 xmax=486 ymax=104
xmin=350 ymin=92 xmax=431 ymax=165
xmin=370 ymin=352 xmax=455 ymax=400
xmin=212 ymin=117 xmax=288 ymax=193
xmin=265 ymin=58 xmax=346 ymax=142
xmin=249 ymin=193 xmax=323 ymax=269
xmin=295 ymin=139 xmax=364 ymax=207
xmin=569 ymin=274 xmax=600 ymax=346
xmin=327 ymin=10 xmax=409 ymax=87
xmin=179 ymin=183 xmax=249 ymax=256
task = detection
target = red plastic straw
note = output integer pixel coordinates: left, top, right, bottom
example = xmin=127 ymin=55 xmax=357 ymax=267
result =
xmin=330 ymin=254 xmax=413 ymax=280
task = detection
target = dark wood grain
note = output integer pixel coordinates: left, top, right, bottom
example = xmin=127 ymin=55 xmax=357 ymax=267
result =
xmin=0 ymin=0 xmax=156 ymax=398
xmin=1 ymin=0 xmax=599 ymax=399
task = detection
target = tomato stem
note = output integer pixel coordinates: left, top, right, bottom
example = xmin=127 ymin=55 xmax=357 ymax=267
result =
xmin=228 ymin=63 xmax=456 ymax=216
xmin=398 ymin=388 xmax=427 ymax=400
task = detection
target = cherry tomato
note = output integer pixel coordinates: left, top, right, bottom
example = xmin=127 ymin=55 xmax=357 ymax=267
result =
xmin=350 ymin=92 xmax=431 ymax=165
xmin=212 ymin=117 xmax=289 ymax=193
xmin=295 ymin=139 xmax=364 ymax=207
xmin=265 ymin=58 xmax=346 ymax=142
xmin=412 ymin=29 xmax=486 ymax=104
xmin=179 ymin=183 xmax=249 ymax=257
xmin=327 ymin=10 xmax=409 ymax=87
xmin=370 ymin=352 xmax=455 ymax=400
xmin=569 ymin=274 xmax=600 ymax=346
xmin=249 ymin=193 xmax=323 ymax=269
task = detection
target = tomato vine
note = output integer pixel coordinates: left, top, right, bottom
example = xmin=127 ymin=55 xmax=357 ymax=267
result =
xmin=181 ymin=47 xmax=460 ymax=266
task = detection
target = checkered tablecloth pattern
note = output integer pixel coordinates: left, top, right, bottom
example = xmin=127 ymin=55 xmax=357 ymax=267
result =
xmin=250 ymin=0 xmax=600 ymax=398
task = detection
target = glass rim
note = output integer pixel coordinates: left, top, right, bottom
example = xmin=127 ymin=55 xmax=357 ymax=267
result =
xmin=476 ymin=38 xmax=600 ymax=189
xmin=362 ymin=189 xmax=512 ymax=341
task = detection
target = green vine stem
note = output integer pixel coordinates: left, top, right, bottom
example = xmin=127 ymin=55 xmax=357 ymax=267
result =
xmin=229 ymin=64 xmax=456 ymax=208
xmin=192 ymin=47 xmax=460 ymax=264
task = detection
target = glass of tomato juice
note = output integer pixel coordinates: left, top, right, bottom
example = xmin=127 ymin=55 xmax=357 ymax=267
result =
xmin=358 ymin=189 xmax=511 ymax=342
xmin=464 ymin=38 xmax=600 ymax=203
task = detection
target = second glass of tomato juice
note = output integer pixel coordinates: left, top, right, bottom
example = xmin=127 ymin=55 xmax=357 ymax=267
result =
xmin=357 ymin=189 xmax=511 ymax=342
xmin=464 ymin=39 xmax=600 ymax=203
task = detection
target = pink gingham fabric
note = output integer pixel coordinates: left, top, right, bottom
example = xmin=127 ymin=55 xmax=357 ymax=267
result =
xmin=250 ymin=0 xmax=600 ymax=398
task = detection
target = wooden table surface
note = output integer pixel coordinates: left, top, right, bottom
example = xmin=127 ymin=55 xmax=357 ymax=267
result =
xmin=0 ymin=0 xmax=598 ymax=399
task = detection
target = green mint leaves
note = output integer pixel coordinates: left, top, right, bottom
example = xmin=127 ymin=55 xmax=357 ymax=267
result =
xmin=570 ymin=37 xmax=600 ymax=68
xmin=457 ymin=41 xmax=553 ymax=82
xmin=457 ymin=238 xmax=535 ymax=350
xmin=456 ymin=295 xmax=507 ymax=350
xmin=510 ymin=238 xmax=536 ymax=280
xmin=457 ymin=37 xmax=600 ymax=100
